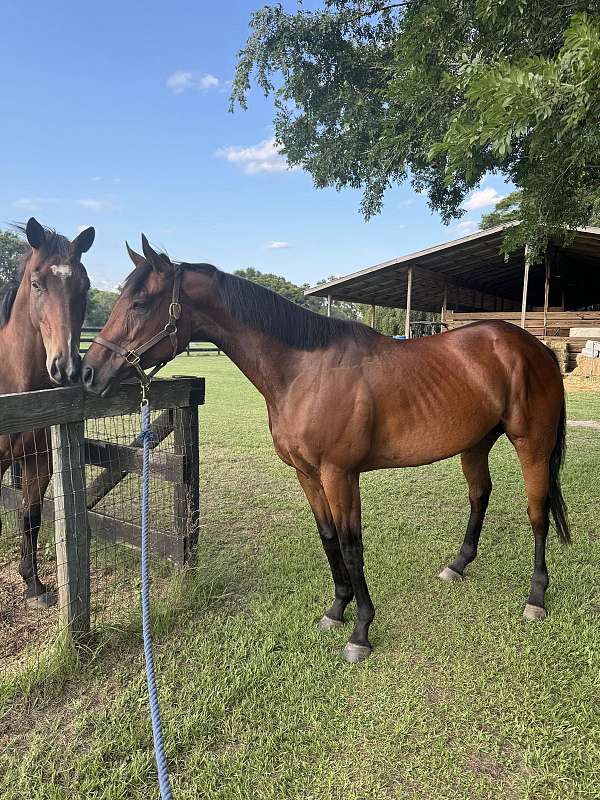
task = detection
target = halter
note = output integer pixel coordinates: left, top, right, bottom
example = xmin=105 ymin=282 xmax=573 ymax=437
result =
xmin=93 ymin=267 xmax=183 ymax=388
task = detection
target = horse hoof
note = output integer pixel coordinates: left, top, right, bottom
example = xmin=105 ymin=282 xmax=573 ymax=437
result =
xmin=341 ymin=642 xmax=372 ymax=664
xmin=25 ymin=589 xmax=57 ymax=610
xmin=438 ymin=566 xmax=463 ymax=582
xmin=523 ymin=604 xmax=547 ymax=621
xmin=318 ymin=615 xmax=344 ymax=631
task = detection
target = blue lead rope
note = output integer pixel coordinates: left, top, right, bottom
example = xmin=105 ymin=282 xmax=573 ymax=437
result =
xmin=140 ymin=400 xmax=173 ymax=800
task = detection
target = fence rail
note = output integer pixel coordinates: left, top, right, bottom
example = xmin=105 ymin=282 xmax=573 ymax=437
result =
xmin=0 ymin=378 xmax=204 ymax=644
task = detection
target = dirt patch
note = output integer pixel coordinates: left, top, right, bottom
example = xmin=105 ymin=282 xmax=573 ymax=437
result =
xmin=0 ymin=558 xmax=139 ymax=678
xmin=567 ymin=419 xmax=600 ymax=430
xmin=0 ymin=562 xmax=58 ymax=673
xmin=466 ymin=751 xmax=509 ymax=780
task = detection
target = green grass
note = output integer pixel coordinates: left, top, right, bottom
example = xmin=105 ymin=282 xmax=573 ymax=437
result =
xmin=1 ymin=353 xmax=599 ymax=799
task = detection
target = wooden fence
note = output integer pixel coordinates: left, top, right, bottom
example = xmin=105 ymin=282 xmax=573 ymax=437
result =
xmin=0 ymin=378 xmax=203 ymax=640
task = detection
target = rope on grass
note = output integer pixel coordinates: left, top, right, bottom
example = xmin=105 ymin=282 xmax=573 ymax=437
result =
xmin=140 ymin=401 xmax=173 ymax=800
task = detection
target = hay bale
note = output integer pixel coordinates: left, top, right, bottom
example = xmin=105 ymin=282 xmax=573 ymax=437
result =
xmin=573 ymin=354 xmax=600 ymax=378
xmin=544 ymin=339 xmax=569 ymax=373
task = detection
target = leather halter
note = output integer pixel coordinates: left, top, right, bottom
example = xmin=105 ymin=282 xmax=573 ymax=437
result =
xmin=93 ymin=267 xmax=183 ymax=387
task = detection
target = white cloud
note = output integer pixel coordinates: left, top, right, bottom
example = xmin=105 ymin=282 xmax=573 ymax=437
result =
xmin=13 ymin=197 xmax=59 ymax=211
xmin=266 ymin=241 xmax=292 ymax=250
xmin=217 ymin=137 xmax=294 ymax=175
xmin=463 ymin=186 xmax=504 ymax=211
xmin=166 ymin=70 xmax=219 ymax=93
xmin=77 ymin=198 xmax=116 ymax=212
xmin=455 ymin=220 xmax=479 ymax=236
xmin=89 ymin=274 xmax=120 ymax=292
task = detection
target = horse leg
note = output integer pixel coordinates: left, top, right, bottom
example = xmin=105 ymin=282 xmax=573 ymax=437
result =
xmin=321 ymin=467 xmax=374 ymax=663
xmin=296 ymin=471 xmax=354 ymax=630
xmin=513 ymin=447 xmax=551 ymax=620
xmin=439 ymin=428 xmax=500 ymax=581
xmin=0 ymin=458 xmax=9 ymax=538
xmin=19 ymin=451 xmax=54 ymax=608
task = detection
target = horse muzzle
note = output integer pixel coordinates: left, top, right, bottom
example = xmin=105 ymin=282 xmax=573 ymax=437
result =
xmin=47 ymin=352 xmax=82 ymax=385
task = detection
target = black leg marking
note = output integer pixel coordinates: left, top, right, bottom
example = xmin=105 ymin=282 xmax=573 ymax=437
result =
xmin=318 ymin=523 xmax=354 ymax=624
xmin=19 ymin=505 xmax=48 ymax=600
xmin=447 ymin=485 xmax=491 ymax=576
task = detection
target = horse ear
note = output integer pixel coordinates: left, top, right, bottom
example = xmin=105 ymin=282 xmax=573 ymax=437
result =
xmin=26 ymin=217 xmax=46 ymax=250
xmin=141 ymin=234 xmax=171 ymax=273
xmin=126 ymin=241 xmax=147 ymax=269
xmin=72 ymin=226 xmax=95 ymax=258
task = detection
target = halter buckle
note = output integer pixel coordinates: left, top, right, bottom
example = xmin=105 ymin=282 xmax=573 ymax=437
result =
xmin=125 ymin=351 xmax=141 ymax=366
xmin=164 ymin=322 xmax=178 ymax=335
xmin=169 ymin=302 xmax=181 ymax=320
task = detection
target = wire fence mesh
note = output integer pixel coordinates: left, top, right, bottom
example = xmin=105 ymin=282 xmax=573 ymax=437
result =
xmin=0 ymin=385 xmax=200 ymax=682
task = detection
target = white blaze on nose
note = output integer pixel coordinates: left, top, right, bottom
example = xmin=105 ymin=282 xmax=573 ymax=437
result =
xmin=51 ymin=264 xmax=72 ymax=278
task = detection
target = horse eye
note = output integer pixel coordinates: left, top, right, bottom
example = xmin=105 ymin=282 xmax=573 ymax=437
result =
xmin=31 ymin=280 xmax=41 ymax=290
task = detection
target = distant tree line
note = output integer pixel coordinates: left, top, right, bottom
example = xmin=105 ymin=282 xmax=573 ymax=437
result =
xmin=0 ymin=230 xmax=27 ymax=284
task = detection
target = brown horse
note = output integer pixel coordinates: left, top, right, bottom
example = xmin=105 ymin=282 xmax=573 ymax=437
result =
xmin=82 ymin=237 xmax=569 ymax=662
xmin=0 ymin=218 xmax=93 ymax=606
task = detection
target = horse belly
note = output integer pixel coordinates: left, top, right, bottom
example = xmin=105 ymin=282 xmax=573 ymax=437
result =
xmin=365 ymin=375 xmax=503 ymax=469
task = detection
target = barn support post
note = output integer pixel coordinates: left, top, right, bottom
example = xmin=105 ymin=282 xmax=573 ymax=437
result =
xmin=327 ymin=294 xmax=332 ymax=317
xmin=173 ymin=379 xmax=202 ymax=564
xmin=370 ymin=304 xmax=376 ymax=328
xmin=51 ymin=419 xmax=90 ymax=641
xmin=521 ymin=245 xmax=531 ymax=329
xmin=441 ymin=282 xmax=447 ymax=327
xmin=543 ymin=249 xmax=551 ymax=337
xmin=405 ymin=267 xmax=413 ymax=338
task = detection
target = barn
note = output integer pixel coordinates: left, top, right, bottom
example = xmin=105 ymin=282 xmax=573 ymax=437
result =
xmin=304 ymin=223 xmax=600 ymax=372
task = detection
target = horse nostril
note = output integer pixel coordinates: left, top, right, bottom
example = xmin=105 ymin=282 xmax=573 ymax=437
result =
xmin=67 ymin=356 xmax=82 ymax=383
xmin=49 ymin=358 xmax=63 ymax=384
xmin=82 ymin=365 xmax=95 ymax=388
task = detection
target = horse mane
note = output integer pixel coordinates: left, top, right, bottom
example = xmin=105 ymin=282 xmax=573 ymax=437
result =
xmin=170 ymin=261 xmax=374 ymax=350
xmin=123 ymin=253 xmax=379 ymax=350
xmin=0 ymin=225 xmax=72 ymax=329
xmin=213 ymin=269 xmax=378 ymax=350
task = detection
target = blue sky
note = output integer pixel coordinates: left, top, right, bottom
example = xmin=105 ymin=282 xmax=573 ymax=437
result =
xmin=1 ymin=0 xmax=508 ymax=291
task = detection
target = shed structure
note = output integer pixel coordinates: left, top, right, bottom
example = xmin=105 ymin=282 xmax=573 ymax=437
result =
xmin=304 ymin=223 xmax=600 ymax=371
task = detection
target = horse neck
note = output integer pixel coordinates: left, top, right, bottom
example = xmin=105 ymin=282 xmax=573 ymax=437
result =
xmin=0 ymin=279 xmax=49 ymax=393
xmin=190 ymin=305 xmax=303 ymax=404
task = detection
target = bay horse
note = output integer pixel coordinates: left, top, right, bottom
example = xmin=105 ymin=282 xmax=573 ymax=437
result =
xmin=0 ymin=218 xmax=94 ymax=606
xmin=82 ymin=236 xmax=570 ymax=662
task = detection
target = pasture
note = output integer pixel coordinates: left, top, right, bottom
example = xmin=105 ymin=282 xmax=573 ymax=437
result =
xmin=1 ymin=352 xmax=599 ymax=800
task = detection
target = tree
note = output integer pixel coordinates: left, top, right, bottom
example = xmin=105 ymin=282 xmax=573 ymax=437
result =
xmin=432 ymin=12 xmax=600 ymax=254
xmin=0 ymin=229 xmax=27 ymax=285
xmin=315 ymin=276 xmax=362 ymax=320
xmin=480 ymin=189 xmax=600 ymax=232
xmin=232 ymin=2 xmax=600 ymax=255
xmin=234 ymin=267 xmax=326 ymax=312
xmin=84 ymin=288 xmax=118 ymax=327
xmin=479 ymin=191 xmax=523 ymax=231
xmin=361 ymin=304 xmax=406 ymax=336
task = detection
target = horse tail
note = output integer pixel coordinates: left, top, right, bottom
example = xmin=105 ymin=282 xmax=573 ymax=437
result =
xmin=546 ymin=348 xmax=570 ymax=545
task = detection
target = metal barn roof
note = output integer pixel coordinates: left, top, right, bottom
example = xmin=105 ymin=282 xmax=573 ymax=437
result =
xmin=304 ymin=224 xmax=600 ymax=313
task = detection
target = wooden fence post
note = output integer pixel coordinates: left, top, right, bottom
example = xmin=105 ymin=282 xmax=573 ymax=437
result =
xmin=173 ymin=380 xmax=202 ymax=563
xmin=51 ymin=420 xmax=90 ymax=640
